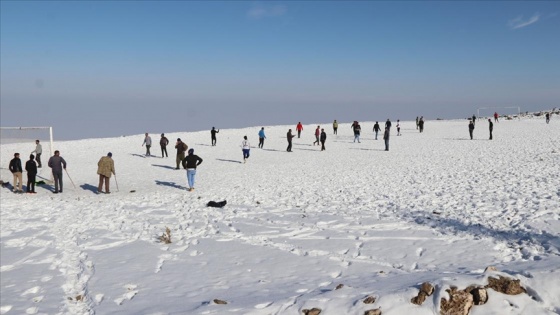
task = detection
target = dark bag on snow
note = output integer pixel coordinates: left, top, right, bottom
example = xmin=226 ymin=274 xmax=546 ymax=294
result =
xmin=207 ymin=200 xmax=227 ymax=208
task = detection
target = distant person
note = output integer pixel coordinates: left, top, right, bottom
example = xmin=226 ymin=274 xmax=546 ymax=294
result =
xmin=296 ymin=122 xmax=303 ymax=138
xmin=9 ymin=153 xmax=23 ymax=193
xmin=418 ymin=117 xmax=425 ymax=133
xmin=373 ymin=121 xmax=381 ymax=140
xmin=472 ymin=115 xmax=477 ymax=126
xmin=313 ymin=126 xmax=321 ymax=145
xmin=385 ymin=119 xmax=392 ymax=130
xmin=416 ymin=116 xmax=419 ymax=130
xmin=396 ymin=120 xmax=401 ymax=136
xmin=383 ymin=127 xmax=390 ymax=151
xmin=468 ymin=120 xmax=475 ymax=140
xmin=97 ymin=152 xmax=115 ymax=194
xmin=353 ymin=122 xmax=361 ymax=143
xmin=182 ymin=148 xmax=203 ymax=192
xmin=494 ymin=112 xmax=499 ymax=123
xmin=258 ymin=127 xmax=266 ymax=148
xmin=175 ymin=138 xmax=188 ymax=169
xmin=160 ymin=133 xmax=169 ymax=158
xmin=488 ymin=119 xmax=493 ymax=140
xmin=545 ymin=112 xmax=550 ymax=124
xmin=142 ymin=133 xmax=152 ymax=156
xmin=211 ymin=127 xmax=220 ymax=146
xmin=25 ymin=154 xmax=37 ymax=194
xmin=31 ymin=140 xmax=43 ymax=168
xmin=320 ymin=128 xmax=327 ymax=151
xmin=333 ymin=120 xmax=338 ymax=135
xmin=48 ymin=150 xmax=67 ymax=194
xmin=241 ymin=136 xmax=251 ymax=163
xmin=286 ymin=129 xmax=295 ymax=152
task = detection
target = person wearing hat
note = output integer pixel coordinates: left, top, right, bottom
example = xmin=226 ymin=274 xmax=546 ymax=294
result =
xmin=175 ymin=138 xmax=188 ymax=169
xmin=160 ymin=133 xmax=169 ymax=158
xmin=97 ymin=152 xmax=115 ymax=194
xmin=182 ymin=148 xmax=203 ymax=191
xmin=9 ymin=152 xmax=23 ymax=193
xmin=211 ymin=127 xmax=220 ymax=146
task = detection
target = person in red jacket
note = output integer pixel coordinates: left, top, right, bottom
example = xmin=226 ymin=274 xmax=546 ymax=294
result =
xmin=296 ymin=122 xmax=303 ymax=138
xmin=313 ymin=126 xmax=320 ymax=145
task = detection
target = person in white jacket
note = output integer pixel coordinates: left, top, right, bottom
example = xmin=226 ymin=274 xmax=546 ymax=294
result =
xmin=142 ymin=133 xmax=152 ymax=156
xmin=241 ymin=136 xmax=250 ymax=163
xmin=31 ymin=140 xmax=43 ymax=168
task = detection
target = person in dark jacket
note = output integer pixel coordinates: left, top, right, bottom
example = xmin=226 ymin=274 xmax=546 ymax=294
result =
xmin=383 ymin=127 xmax=390 ymax=151
xmin=25 ymin=154 xmax=37 ymax=193
xmin=287 ymin=129 xmax=295 ymax=152
xmin=545 ymin=112 xmax=550 ymax=124
xmin=418 ymin=117 xmax=424 ymax=133
xmin=488 ymin=119 xmax=493 ymax=140
xmin=211 ymin=127 xmax=220 ymax=146
xmin=385 ymin=119 xmax=392 ymax=130
xmin=353 ymin=122 xmax=361 ymax=143
xmin=468 ymin=120 xmax=475 ymax=140
xmin=48 ymin=150 xmax=67 ymax=193
xmin=182 ymin=148 xmax=203 ymax=191
xmin=373 ymin=121 xmax=381 ymax=140
xmin=320 ymin=128 xmax=327 ymax=151
xmin=175 ymin=138 xmax=188 ymax=169
xmin=160 ymin=133 xmax=169 ymax=158
xmin=9 ymin=153 xmax=23 ymax=192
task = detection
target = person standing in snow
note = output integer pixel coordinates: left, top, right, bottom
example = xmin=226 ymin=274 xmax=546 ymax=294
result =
xmin=31 ymin=140 xmax=43 ymax=168
xmin=175 ymin=138 xmax=188 ymax=170
xmin=373 ymin=121 xmax=381 ymax=140
xmin=25 ymin=154 xmax=37 ymax=194
xmin=313 ymin=126 xmax=320 ymax=146
xmin=241 ymin=136 xmax=250 ymax=163
xmin=97 ymin=152 xmax=115 ymax=194
xmin=488 ymin=119 xmax=493 ymax=140
xmin=320 ymin=128 xmax=327 ymax=151
xmin=211 ymin=127 xmax=219 ymax=146
xmin=258 ymin=127 xmax=266 ymax=148
xmin=494 ymin=112 xmax=499 ymax=123
xmin=385 ymin=119 xmax=392 ymax=130
xmin=9 ymin=153 xmax=23 ymax=193
xmin=472 ymin=115 xmax=477 ymax=126
xmin=333 ymin=120 xmax=338 ymax=135
xmin=416 ymin=116 xmax=419 ymax=130
xmin=296 ymin=122 xmax=303 ymax=138
xmin=182 ymin=148 xmax=203 ymax=192
xmin=353 ymin=122 xmax=361 ymax=143
xmin=468 ymin=120 xmax=475 ymax=140
xmin=160 ymin=133 xmax=169 ymax=158
xmin=418 ymin=117 xmax=424 ymax=133
xmin=48 ymin=150 xmax=67 ymax=193
xmin=287 ymin=129 xmax=295 ymax=152
xmin=545 ymin=112 xmax=550 ymax=124
xmin=383 ymin=127 xmax=390 ymax=151
xmin=396 ymin=120 xmax=401 ymax=136
xmin=142 ymin=133 xmax=152 ymax=156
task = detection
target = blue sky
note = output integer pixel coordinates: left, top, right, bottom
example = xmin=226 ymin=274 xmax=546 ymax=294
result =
xmin=1 ymin=1 xmax=559 ymax=140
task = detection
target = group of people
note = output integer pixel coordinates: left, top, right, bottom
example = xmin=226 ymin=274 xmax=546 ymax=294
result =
xmin=469 ymin=115 xmax=495 ymax=140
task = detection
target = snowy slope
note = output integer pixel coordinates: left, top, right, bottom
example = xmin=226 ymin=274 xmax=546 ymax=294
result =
xmin=1 ymin=116 xmax=559 ymax=315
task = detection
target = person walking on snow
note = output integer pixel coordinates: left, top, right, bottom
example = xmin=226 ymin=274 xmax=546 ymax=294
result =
xmin=31 ymin=140 xmax=43 ymax=168
xmin=25 ymin=154 xmax=37 ymax=193
xmin=160 ymin=133 xmax=169 ymax=158
xmin=97 ymin=152 xmax=115 ymax=194
xmin=241 ymin=136 xmax=251 ymax=163
xmin=9 ymin=153 xmax=23 ymax=193
xmin=353 ymin=122 xmax=361 ymax=143
xmin=142 ymin=133 xmax=152 ymax=156
xmin=418 ymin=117 xmax=424 ymax=133
xmin=48 ymin=150 xmax=67 ymax=193
xmin=488 ymin=119 xmax=493 ymax=140
xmin=182 ymin=148 xmax=203 ymax=191
xmin=494 ymin=112 xmax=499 ymax=123
xmin=296 ymin=122 xmax=303 ymax=138
xmin=211 ymin=127 xmax=220 ymax=146
xmin=313 ymin=126 xmax=321 ymax=146
xmin=383 ymin=127 xmax=390 ymax=151
xmin=175 ymin=138 xmax=188 ymax=169
xmin=468 ymin=120 xmax=475 ymax=140
xmin=333 ymin=120 xmax=338 ymax=135
xmin=396 ymin=120 xmax=401 ymax=136
xmin=258 ymin=127 xmax=266 ymax=148
xmin=287 ymin=129 xmax=295 ymax=152
xmin=373 ymin=121 xmax=381 ymax=140
xmin=320 ymin=128 xmax=327 ymax=151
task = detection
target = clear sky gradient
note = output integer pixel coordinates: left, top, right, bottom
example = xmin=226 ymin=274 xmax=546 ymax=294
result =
xmin=1 ymin=1 xmax=559 ymax=140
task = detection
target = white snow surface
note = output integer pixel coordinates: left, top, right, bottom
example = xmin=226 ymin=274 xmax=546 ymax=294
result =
xmin=1 ymin=117 xmax=559 ymax=315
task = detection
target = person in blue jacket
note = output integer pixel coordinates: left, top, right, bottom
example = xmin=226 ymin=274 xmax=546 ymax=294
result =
xmin=258 ymin=127 xmax=266 ymax=148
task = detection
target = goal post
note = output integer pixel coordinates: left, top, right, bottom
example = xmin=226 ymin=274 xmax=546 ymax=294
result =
xmin=477 ymin=107 xmax=521 ymax=119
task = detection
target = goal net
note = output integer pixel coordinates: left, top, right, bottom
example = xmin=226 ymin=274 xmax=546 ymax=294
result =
xmin=477 ymin=107 xmax=521 ymax=120
xmin=0 ymin=127 xmax=54 ymax=184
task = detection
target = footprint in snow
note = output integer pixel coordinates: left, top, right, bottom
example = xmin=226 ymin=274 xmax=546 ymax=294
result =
xmin=21 ymin=286 xmax=41 ymax=296
xmin=255 ymin=302 xmax=273 ymax=309
xmin=114 ymin=284 xmax=138 ymax=305
xmin=25 ymin=307 xmax=38 ymax=314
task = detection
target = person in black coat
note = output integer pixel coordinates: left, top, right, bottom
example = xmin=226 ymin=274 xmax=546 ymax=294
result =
xmin=182 ymin=148 xmax=203 ymax=191
xmin=488 ymin=119 xmax=493 ymax=140
xmin=383 ymin=127 xmax=390 ymax=151
xmin=320 ymin=129 xmax=327 ymax=151
xmin=25 ymin=154 xmax=38 ymax=193
xmin=469 ymin=120 xmax=475 ymax=140
xmin=373 ymin=122 xmax=381 ymax=140
xmin=211 ymin=127 xmax=220 ymax=146
xmin=9 ymin=153 xmax=23 ymax=192
xmin=286 ymin=129 xmax=295 ymax=152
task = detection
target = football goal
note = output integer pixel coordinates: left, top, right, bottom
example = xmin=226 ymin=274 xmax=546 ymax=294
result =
xmin=0 ymin=126 xmax=54 ymax=184
xmin=477 ymin=107 xmax=521 ymax=119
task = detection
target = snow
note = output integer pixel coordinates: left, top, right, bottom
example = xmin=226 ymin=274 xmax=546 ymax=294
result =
xmin=1 ymin=116 xmax=559 ymax=315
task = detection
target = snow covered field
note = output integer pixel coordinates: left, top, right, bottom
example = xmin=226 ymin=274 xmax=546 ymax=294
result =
xmin=1 ymin=116 xmax=559 ymax=315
